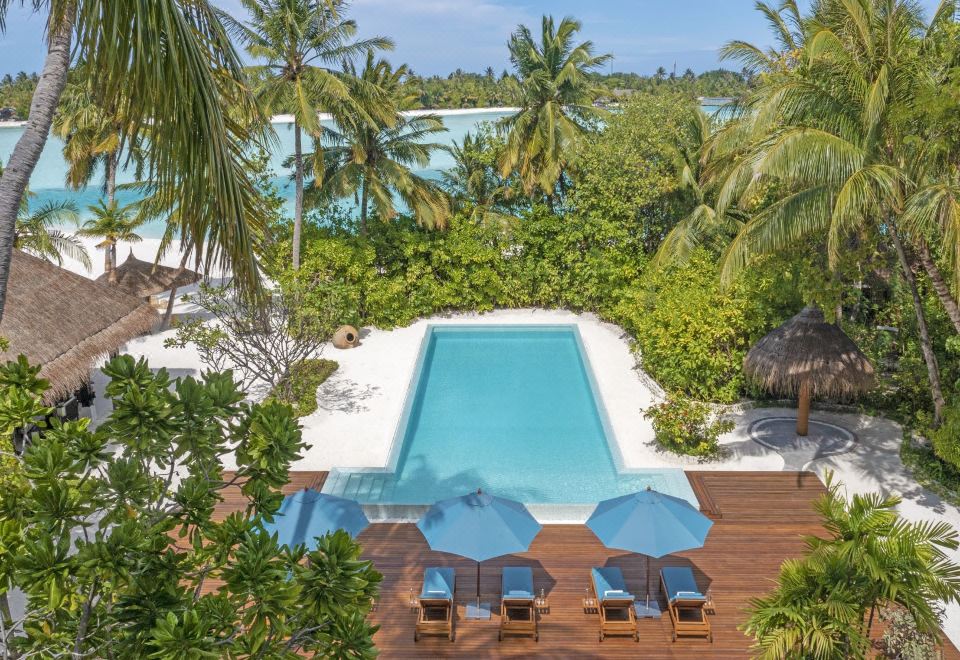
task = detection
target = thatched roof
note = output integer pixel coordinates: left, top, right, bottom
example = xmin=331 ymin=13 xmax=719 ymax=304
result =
xmin=743 ymin=305 xmax=875 ymax=400
xmin=0 ymin=250 xmax=158 ymax=403
xmin=97 ymin=251 xmax=201 ymax=298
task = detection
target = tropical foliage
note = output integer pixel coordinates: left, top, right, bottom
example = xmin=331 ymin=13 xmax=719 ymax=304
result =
xmin=644 ymin=394 xmax=735 ymax=458
xmin=222 ymin=0 xmax=393 ymax=268
xmin=744 ymin=473 xmax=960 ymax=659
xmin=305 ymin=52 xmax=451 ymax=233
xmin=76 ymin=199 xmax=142 ymax=273
xmin=0 ymin=0 xmax=274 ymax=324
xmin=498 ymin=16 xmax=611 ymax=204
xmin=0 ymin=355 xmax=380 ymax=656
xmin=0 ymin=162 xmax=89 ymax=269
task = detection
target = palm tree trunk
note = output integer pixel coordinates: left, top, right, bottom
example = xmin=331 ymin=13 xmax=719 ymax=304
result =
xmin=0 ymin=7 xmax=74 ymax=323
xmin=105 ymin=149 xmax=118 ymax=205
xmin=359 ymin=176 xmax=369 ymax=236
xmin=292 ymin=119 xmax=304 ymax=270
xmin=160 ymin=251 xmax=191 ymax=330
xmin=891 ymin=220 xmax=946 ymax=425
xmin=916 ymin=238 xmax=960 ymax=334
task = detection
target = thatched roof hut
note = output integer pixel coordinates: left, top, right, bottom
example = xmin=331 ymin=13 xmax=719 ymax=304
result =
xmin=97 ymin=250 xmax=201 ymax=298
xmin=744 ymin=305 xmax=875 ymax=435
xmin=0 ymin=250 xmax=158 ymax=403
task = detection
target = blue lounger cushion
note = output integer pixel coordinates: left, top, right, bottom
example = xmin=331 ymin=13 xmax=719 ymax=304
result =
xmin=591 ymin=567 xmax=635 ymax=602
xmin=420 ymin=567 xmax=455 ymax=600
xmin=661 ymin=567 xmax=706 ymax=603
xmin=502 ymin=566 xmax=534 ymax=600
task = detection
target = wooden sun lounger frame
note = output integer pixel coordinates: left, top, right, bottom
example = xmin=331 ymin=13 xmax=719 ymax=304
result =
xmin=499 ymin=595 xmax=538 ymax=641
xmin=661 ymin=574 xmax=712 ymax=642
xmin=415 ymin=572 xmax=455 ymax=643
xmin=591 ymin=575 xmax=639 ymax=642
xmin=415 ymin=596 xmax=454 ymax=642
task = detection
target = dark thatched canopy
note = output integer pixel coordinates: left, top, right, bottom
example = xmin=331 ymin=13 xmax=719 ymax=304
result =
xmin=0 ymin=250 xmax=158 ymax=403
xmin=744 ymin=305 xmax=875 ymax=400
xmin=96 ymin=251 xmax=201 ymax=298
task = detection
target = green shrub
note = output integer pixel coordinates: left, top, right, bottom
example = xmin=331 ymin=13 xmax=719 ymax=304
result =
xmin=931 ymin=401 xmax=960 ymax=469
xmin=270 ymin=359 xmax=339 ymax=418
xmin=613 ymin=251 xmax=796 ymax=403
xmin=643 ymin=394 xmax=735 ymax=458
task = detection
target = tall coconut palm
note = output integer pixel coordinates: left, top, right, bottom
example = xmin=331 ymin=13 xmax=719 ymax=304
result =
xmin=707 ymin=0 xmax=957 ymax=423
xmin=0 ymin=0 xmax=273 ymax=324
xmin=220 ymin=0 xmax=393 ymax=269
xmin=53 ymin=67 xmax=136 ymax=205
xmin=499 ymin=15 xmax=611 ymax=207
xmin=76 ymin=200 xmax=142 ymax=273
xmin=307 ymin=53 xmax=451 ymax=233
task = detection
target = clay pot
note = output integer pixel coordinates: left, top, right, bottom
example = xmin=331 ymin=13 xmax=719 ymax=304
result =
xmin=332 ymin=325 xmax=360 ymax=349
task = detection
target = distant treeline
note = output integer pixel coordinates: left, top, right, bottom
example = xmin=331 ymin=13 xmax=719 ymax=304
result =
xmin=0 ymin=72 xmax=39 ymax=120
xmin=405 ymin=67 xmax=750 ymax=109
xmin=0 ymin=67 xmax=749 ymax=120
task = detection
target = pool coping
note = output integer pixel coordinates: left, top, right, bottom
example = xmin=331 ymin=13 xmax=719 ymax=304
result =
xmin=321 ymin=323 xmax=697 ymax=520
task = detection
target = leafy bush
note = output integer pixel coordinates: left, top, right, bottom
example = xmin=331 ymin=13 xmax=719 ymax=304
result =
xmin=614 ymin=251 xmax=797 ymax=402
xmin=643 ymin=394 xmax=734 ymax=458
xmin=879 ymin=607 xmax=942 ymax=660
xmin=932 ymin=401 xmax=960 ymax=469
xmin=269 ymin=358 xmax=338 ymax=417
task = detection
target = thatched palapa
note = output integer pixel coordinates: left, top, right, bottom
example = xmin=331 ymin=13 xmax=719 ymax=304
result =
xmin=744 ymin=305 xmax=874 ymax=435
xmin=0 ymin=250 xmax=158 ymax=403
xmin=97 ymin=250 xmax=201 ymax=298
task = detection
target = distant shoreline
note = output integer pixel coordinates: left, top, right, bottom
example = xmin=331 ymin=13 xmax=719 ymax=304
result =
xmin=0 ymin=107 xmax=518 ymax=131
xmin=270 ymin=106 xmax=518 ymax=124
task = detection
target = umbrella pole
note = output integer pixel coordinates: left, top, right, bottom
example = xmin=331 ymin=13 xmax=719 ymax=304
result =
xmin=476 ymin=561 xmax=481 ymax=608
xmin=646 ymin=557 xmax=651 ymax=608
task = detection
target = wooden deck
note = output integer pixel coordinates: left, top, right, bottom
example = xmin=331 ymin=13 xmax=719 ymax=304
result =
xmin=216 ymin=471 xmax=960 ymax=658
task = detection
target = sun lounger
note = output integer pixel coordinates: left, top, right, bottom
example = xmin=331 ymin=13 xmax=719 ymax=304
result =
xmin=590 ymin=567 xmax=639 ymax=642
xmin=499 ymin=566 xmax=538 ymax=641
xmin=415 ymin=567 xmax=456 ymax=642
xmin=660 ymin=566 xmax=712 ymax=642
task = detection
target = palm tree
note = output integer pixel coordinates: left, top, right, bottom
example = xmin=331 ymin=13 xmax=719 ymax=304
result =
xmin=307 ymin=53 xmax=451 ymax=234
xmin=441 ymin=131 xmax=514 ymax=226
xmin=745 ymin=473 xmax=960 ymax=659
xmin=719 ymin=0 xmax=804 ymax=74
xmin=53 ymin=66 xmax=137 ymax=205
xmin=652 ymin=107 xmax=747 ymax=268
xmin=708 ymin=0 xmax=957 ymax=423
xmin=14 ymin=202 xmax=90 ymax=270
xmin=76 ymin=201 xmax=142 ymax=273
xmin=221 ymin=0 xmax=393 ymax=269
xmin=499 ymin=15 xmax=611 ymax=207
xmin=0 ymin=0 xmax=273 ymax=323
xmin=0 ymin=163 xmax=90 ymax=270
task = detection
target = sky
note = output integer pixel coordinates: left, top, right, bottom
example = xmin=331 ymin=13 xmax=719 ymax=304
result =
xmin=0 ymin=0 xmax=947 ymax=78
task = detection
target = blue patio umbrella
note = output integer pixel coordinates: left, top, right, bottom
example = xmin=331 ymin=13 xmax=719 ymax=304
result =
xmin=263 ymin=488 xmax=369 ymax=548
xmin=417 ymin=489 xmax=542 ymax=619
xmin=587 ymin=487 xmax=713 ymax=610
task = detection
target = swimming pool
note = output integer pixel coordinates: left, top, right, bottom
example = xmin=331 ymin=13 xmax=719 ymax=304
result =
xmin=323 ymin=325 xmax=695 ymax=509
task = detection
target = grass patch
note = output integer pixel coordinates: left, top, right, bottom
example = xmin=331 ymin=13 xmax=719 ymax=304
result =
xmin=270 ymin=358 xmax=338 ymax=418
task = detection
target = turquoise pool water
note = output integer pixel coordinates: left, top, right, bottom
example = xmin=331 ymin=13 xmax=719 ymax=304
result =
xmin=324 ymin=325 xmax=694 ymax=506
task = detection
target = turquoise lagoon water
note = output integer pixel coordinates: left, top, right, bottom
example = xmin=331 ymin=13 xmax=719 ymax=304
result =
xmin=0 ymin=110 xmax=511 ymax=237
xmin=0 ymin=103 xmax=731 ymax=238
xmin=323 ymin=326 xmax=694 ymax=506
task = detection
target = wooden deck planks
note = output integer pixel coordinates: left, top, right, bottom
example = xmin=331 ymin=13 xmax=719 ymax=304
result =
xmin=204 ymin=470 xmax=959 ymax=658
